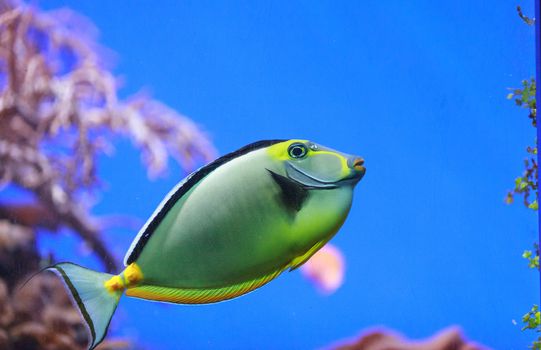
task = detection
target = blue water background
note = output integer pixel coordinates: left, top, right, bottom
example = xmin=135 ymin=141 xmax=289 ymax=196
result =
xmin=34 ymin=1 xmax=537 ymax=349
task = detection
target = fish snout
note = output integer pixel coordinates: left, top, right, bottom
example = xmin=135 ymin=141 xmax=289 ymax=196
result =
xmin=347 ymin=156 xmax=366 ymax=179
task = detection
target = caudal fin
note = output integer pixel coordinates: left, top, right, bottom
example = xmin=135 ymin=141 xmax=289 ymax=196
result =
xmin=49 ymin=262 xmax=122 ymax=350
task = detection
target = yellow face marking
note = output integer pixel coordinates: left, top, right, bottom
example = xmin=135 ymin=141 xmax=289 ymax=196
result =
xmin=266 ymin=140 xmax=351 ymax=178
xmin=266 ymin=139 xmax=308 ymax=160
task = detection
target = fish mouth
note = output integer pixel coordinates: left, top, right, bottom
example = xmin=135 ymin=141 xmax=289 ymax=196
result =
xmin=348 ymin=157 xmax=366 ymax=178
xmin=285 ymin=162 xmax=361 ymax=189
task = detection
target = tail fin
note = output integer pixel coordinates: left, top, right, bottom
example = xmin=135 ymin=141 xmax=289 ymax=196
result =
xmin=49 ymin=263 xmax=122 ymax=350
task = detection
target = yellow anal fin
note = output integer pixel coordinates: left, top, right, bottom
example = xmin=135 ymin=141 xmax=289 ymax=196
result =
xmin=288 ymin=240 xmax=327 ymax=271
xmin=126 ymin=268 xmax=285 ymax=304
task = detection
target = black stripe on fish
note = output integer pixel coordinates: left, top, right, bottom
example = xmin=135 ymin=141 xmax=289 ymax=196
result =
xmin=53 ymin=264 xmax=97 ymax=348
xmin=125 ymin=139 xmax=287 ymax=265
xmin=267 ymin=169 xmax=309 ymax=212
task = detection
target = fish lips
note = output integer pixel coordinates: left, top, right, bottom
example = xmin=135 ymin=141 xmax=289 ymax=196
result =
xmin=285 ymin=162 xmax=364 ymax=189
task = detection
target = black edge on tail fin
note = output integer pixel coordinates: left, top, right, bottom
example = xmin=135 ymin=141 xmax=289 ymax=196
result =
xmin=49 ymin=262 xmax=121 ymax=350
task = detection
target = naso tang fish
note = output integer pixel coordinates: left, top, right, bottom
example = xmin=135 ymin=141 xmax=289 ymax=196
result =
xmin=50 ymin=139 xmax=366 ymax=349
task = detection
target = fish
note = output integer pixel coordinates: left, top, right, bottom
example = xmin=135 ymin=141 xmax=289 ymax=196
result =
xmin=49 ymin=139 xmax=366 ymax=349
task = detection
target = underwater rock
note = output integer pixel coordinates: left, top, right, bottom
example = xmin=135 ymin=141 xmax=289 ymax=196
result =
xmin=0 ymin=219 xmax=130 ymax=349
xmin=331 ymin=327 xmax=487 ymax=350
xmin=0 ymin=221 xmax=40 ymax=287
xmin=0 ymin=279 xmax=14 ymax=327
xmin=0 ymin=218 xmax=89 ymax=349
xmin=0 ymin=329 xmax=9 ymax=349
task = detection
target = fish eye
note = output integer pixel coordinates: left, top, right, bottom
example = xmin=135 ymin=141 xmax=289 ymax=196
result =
xmin=288 ymin=143 xmax=308 ymax=159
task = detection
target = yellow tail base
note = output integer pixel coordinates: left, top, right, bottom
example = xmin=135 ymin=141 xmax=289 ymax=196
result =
xmin=104 ymin=263 xmax=144 ymax=293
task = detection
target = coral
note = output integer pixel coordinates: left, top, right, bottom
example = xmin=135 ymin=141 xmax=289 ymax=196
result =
xmin=0 ymin=0 xmax=215 ymax=348
xmin=331 ymin=327 xmax=487 ymax=350
xmin=0 ymin=0 xmax=215 ymax=273
xmin=0 ymin=219 xmax=87 ymax=349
